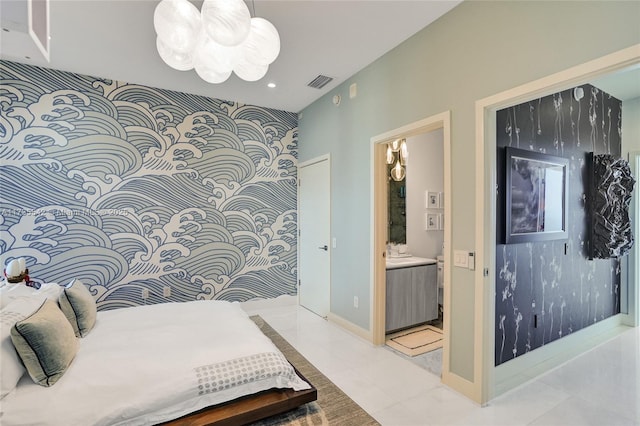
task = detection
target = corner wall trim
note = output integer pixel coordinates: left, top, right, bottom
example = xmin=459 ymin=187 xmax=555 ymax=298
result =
xmin=441 ymin=370 xmax=482 ymax=407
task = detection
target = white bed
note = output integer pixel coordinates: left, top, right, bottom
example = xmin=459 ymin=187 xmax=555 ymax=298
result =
xmin=1 ymin=299 xmax=310 ymax=426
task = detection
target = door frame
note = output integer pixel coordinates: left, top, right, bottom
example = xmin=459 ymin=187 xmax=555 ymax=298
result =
xmin=476 ymin=44 xmax=640 ymax=403
xmin=297 ymin=154 xmax=332 ymax=316
xmin=370 ymin=111 xmax=452 ymax=367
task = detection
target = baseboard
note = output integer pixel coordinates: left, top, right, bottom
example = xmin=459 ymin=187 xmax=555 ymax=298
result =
xmin=493 ymin=314 xmax=629 ymax=398
xmin=327 ymin=312 xmax=373 ymax=342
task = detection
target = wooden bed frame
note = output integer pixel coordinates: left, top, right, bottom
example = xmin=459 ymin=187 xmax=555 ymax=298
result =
xmin=160 ymin=368 xmax=317 ymax=426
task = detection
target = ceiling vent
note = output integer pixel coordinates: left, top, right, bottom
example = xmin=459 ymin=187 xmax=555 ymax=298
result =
xmin=307 ymin=75 xmax=334 ymax=89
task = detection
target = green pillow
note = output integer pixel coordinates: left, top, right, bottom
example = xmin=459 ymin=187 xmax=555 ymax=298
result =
xmin=58 ymin=278 xmax=97 ymax=338
xmin=10 ymin=300 xmax=79 ymax=387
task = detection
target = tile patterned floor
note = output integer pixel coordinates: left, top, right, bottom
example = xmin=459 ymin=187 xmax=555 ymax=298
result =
xmin=242 ymin=301 xmax=639 ymax=426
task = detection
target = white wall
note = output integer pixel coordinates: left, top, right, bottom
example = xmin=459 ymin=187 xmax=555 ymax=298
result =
xmin=406 ymin=129 xmax=444 ymax=259
xmin=622 ymin=97 xmax=640 ymax=326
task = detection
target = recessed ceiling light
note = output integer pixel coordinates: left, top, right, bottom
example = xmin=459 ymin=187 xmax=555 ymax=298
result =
xmin=267 ymin=82 xmax=276 ymax=88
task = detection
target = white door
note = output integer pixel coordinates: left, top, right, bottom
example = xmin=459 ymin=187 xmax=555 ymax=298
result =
xmin=298 ymin=157 xmax=330 ymax=317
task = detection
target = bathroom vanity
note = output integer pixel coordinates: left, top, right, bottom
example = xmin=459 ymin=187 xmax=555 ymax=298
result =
xmin=385 ymin=257 xmax=438 ymax=333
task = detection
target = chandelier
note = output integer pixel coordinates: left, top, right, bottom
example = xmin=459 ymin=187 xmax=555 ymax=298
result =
xmin=387 ymin=138 xmax=408 ymax=181
xmin=154 ymin=0 xmax=280 ymax=83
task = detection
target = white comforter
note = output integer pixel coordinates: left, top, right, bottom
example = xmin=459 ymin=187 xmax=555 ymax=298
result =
xmin=1 ymin=300 xmax=310 ymax=426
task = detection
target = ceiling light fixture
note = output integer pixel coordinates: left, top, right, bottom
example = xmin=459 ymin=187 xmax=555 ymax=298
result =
xmin=154 ymin=0 xmax=280 ymax=83
xmin=387 ymin=138 xmax=408 ymax=181
xmin=267 ymin=82 xmax=276 ymax=88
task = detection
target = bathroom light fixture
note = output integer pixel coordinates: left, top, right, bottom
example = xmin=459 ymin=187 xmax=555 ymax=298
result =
xmin=386 ymin=145 xmax=395 ymax=164
xmin=387 ymin=139 xmax=408 ymax=181
xmin=154 ymin=0 xmax=280 ymax=83
xmin=390 ymin=160 xmax=405 ymax=181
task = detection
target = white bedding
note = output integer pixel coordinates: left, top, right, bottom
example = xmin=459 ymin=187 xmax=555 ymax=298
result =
xmin=0 ymin=300 xmax=310 ymax=426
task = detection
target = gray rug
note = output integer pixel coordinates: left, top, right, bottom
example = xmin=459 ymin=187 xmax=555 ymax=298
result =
xmin=250 ymin=316 xmax=380 ymax=426
xmin=385 ymin=345 xmax=443 ymax=378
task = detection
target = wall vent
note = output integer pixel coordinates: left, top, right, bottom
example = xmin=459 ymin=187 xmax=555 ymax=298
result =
xmin=307 ymin=75 xmax=334 ymax=89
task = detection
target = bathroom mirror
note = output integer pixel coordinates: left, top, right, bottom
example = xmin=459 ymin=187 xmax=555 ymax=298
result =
xmin=388 ymin=169 xmax=406 ymax=244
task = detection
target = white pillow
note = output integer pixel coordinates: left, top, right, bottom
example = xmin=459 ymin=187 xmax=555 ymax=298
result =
xmin=0 ymin=283 xmax=62 ymax=309
xmin=0 ymin=296 xmax=46 ymax=398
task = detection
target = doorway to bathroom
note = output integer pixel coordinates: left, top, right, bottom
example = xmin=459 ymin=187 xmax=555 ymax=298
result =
xmin=371 ymin=111 xmax=452 ymax=382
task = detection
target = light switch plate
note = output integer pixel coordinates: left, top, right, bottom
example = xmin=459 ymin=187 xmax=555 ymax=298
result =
xmin=454 ymin=250 xmax=469 ymax=268
xmin=468 ymin=252 xmax=475 ymax=270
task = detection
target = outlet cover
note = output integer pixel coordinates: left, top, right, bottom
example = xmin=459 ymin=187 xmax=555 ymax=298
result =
xmin=163 ymin=286 xmax=171 ymax=297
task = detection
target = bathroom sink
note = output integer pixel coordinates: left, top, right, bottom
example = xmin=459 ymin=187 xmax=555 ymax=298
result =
xmin=386 ymin=257 xmax=412 ymax=263
xmin=386 ymin=254 xmax=412 ymax=260
xmin=386 ymin=256 xmax=436 ymax=269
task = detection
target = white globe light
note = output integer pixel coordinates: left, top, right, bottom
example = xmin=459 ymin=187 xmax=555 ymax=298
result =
xmin=234 ymin=59 xmax=268 ymax=82
xmin=194 ymin=34 xmax=241 ymax=74
xmin=154 ymin=0 xmax=201 ymax=53
xmin=156 ymin=37 xmax=194 ymax=71
xmin=195 ymin=63 xmax=232 ymax=84
xmin=201 ymin=0 xmax=251 ymax=47
xmin=240 ymin=17 xmax=280 ymax=66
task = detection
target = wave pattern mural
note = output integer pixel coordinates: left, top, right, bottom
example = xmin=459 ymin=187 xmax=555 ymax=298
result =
xmin=0 ymin=61 xmax=298 ymax=310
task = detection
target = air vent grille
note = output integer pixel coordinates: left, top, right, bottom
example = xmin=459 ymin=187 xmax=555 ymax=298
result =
xmin=307 ymin=75 xmax=334 ymax=89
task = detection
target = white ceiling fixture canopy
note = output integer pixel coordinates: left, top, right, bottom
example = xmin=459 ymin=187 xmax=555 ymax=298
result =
xmin=153 ymin=0 xmax=281 ymax=84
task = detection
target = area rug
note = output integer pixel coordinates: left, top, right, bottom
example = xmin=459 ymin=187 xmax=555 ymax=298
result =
xmin=250 ymin=316 xmax=380 ymax=426
xmin=385 ymin=324 xmax=443 ymax=357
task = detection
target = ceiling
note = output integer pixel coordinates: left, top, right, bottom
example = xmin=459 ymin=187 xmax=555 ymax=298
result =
xmin=0 ymin=0 xmax=462 ymax=113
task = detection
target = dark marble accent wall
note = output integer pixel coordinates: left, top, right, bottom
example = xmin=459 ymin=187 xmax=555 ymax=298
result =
xmin=495 ymin=84 xmax=622 ymax=366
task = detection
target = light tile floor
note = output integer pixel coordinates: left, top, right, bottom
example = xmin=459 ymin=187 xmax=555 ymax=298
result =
xmin=242 ymin=302 xmax=640 ymax=426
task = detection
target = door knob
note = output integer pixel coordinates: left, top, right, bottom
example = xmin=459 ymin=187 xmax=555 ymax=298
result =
xmin=318 ymin=245 xmax=328 ymax=251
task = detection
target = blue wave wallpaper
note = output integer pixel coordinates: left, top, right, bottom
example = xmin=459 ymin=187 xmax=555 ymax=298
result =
xmin=0 ymin=61 xmax=298 ymax=310
xmin=495 ymin=84 xmax=622 ymax=366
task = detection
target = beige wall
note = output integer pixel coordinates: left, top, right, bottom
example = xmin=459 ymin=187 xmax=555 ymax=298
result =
xmin=623 ymin=97 xmax=640 ymax=158
xmin=298 ymin=1 xmax=640 ymax=384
